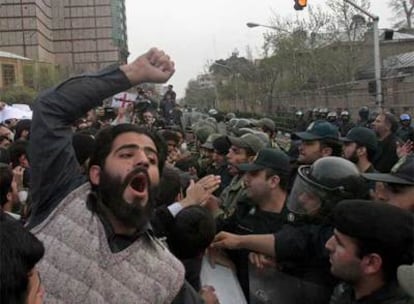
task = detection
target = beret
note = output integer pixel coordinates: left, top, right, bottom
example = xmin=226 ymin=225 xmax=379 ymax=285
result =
xmin=334 ymin=200 xmax=414 ymax=251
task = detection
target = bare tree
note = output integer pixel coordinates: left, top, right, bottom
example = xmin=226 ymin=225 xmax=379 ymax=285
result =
xmin=388 ymin=0 xmax=414 ymax=29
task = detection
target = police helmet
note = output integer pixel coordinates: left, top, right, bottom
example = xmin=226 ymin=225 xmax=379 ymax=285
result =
xmin=327 ymin=111 xmax=337 ymax=122
xmin=319 ymin=108 xmax=329 ymax=118
xmin=287 ymin=157 xmax=369 ymax=216
xmin=358 ymin=106 xmax=369 ymax=119
xmin=400 ymin=113 xmax=411 ymax=122
xmin=225 ymin=112 xmax=236 ymax=121
xmin=208 ymin=108 xmax=218 ymax=116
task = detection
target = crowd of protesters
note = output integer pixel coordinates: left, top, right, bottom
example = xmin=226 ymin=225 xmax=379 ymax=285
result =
xmin=0 ymin=48 xmax=413 ymax=304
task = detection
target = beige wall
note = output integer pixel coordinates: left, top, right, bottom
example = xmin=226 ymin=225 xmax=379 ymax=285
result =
xmin=0 ymin=0 xmax=127 ymax=72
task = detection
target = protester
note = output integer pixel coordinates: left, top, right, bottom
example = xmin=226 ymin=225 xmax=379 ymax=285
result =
xmin=372 ymin=112 xmax=399 ymax=173
xmin=27 ymin=48 xmax=218 ymax=303
xmin=0 ymin=212 xmax=45 ymax=303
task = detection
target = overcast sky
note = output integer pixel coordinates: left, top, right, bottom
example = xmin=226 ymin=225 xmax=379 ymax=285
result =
xmin=125 ymin=0 xmax=392 ymax=98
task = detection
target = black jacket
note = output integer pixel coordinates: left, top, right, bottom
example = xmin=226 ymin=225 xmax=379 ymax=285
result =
xmin=330 ymin=282 xmax=413 ymax=304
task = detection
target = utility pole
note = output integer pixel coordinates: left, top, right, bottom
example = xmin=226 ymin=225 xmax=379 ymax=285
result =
xmin=344 ymin=0 xmax=383 ymax=109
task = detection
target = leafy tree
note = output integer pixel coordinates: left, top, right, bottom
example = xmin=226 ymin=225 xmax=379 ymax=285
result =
xmin=184 ymin=78 xmax=216 ymax=110
xmin=0 ymin=86 xmax=38 ymax=104
xmin=388 ymin=0 xmax=414 ymax=29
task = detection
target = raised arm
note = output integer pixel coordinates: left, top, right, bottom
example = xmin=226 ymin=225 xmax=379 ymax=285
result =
xmin=29 ymin=48 xmax=175 ymax=228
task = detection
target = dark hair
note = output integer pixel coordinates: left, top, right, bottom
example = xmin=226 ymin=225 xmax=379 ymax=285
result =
xmin=175 ymin=156 xmax=199 ymax=174
xmin=0 ymin=135 xmax=11 ymax=145
xmin=383 ymin=112 xmax=399 ymax=133
xmin=384 ymin=183 xmax=413 ymax=195
xmin=168 ymin=206 xmax=216 ymax=259
xmin=14 ymin=119 xmax=31 ymax=141
xmin=8 ymin=140 xmax=28 ymax=169
xmin=264 ymin=168 xmax=289 ymax=192
xmin=89 ymin=124 xmax=167 ymax=174
xmin=0 ymin=164 xmax=13 ymax=207
xmin=0 ymin=213 xmax=45 ymax=303
xmin=244 ymin=147 xmax=257 ymax=158
xmin=355 ymin=237 xmax=412 ymax=282
xmin=155 ymin=166 xmax=182 ymax=207
xmin=0 ymin=147 xmax=10 ymax=164
xmin=320 ymin=138 xmax=342 ymax=157
xmin=356 ymin=143 xmax=376 ymax=163
xmin=158 ymin=129 xmax=180 ymax=145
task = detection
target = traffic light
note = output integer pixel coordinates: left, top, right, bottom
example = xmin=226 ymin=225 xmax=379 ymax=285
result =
xmin=294 ymin=0 xmax=307 ymax=10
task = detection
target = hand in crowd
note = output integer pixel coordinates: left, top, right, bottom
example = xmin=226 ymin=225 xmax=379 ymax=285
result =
xmin=120 ymin=48 xmax=175 ymax=85
xmin=117 ymin=106 xmax=127 ymax=117
xmin=248 ymin=252 xmax=277 ymax=270
xmin=166 ymin=148 xmax=180 ymax=165
xmin=12 ymin=166 xmax=25 ymax=191
xmin=179 ymin=175 xmax=221 ymax=208
xmin=201 ymin=195 xmax=221 ymax=214
xmin=211 ymin=231 xmax=241 ymax=250
xmin=206 ymin=247 xmax=236 ymax=271
xmin=396 ymin=140 xmax=413 ymax=158
xmin=200 ymin=285 xmax=220 ymax=304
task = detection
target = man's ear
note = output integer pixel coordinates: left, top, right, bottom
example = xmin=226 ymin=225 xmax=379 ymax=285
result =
xmin=89 ymin=165 xmax=101 ymax=186
xmin=247 ymin=154 xmax=256 ymax=163
xmin=269 ymin=175 xmax=280 ymax=189
xmin=357 ymin=146 xmax=366 ymax=157
xmin=321 ymin=146 xmax=333 ymax=157
xmin=361 ymin=253 xmax=383 ymax=276
xmin=6 ymin=191 xmax=12 ymax=203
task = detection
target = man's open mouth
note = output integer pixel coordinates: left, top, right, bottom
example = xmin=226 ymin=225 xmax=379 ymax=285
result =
xmin=129 ymin=172 xmax=148 ymax=193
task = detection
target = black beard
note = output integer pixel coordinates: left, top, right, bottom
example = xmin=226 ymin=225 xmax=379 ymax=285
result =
xmin=348 ymin=150 xmax=359 ymax=164
xmin=97 ymin=167 xmax=154 ymax=232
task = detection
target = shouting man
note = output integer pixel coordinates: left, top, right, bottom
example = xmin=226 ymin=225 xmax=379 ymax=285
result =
xmin=28 ymin=49 xmax=216 ymax=303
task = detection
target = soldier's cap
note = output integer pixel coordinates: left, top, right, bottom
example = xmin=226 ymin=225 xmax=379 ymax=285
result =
xmin=292 ymin=120 xmax=338 ymax=141
xmin=334 ymin=199 xmax=414 ymax=252
xmin=259 ymin=118 xmax=275 ymax=132
xmin=398 ymin=264 xmax=414 ymax=298
xmin=194 ymin=126 xmax=215 ymax=144
xmin=362 ymin=156 xmax=414 ymax=186
xmin=340 ymin=127 xmax=378 ymax=151
xmin=201 ymin=133 xmax=221 ymax=150
xmin=237 ymin=148 xmax=291 ymax=174
xmin=227 ymin=133 xmax=265 ymax=154
xmin=212 ymin=136 xmax=231 ymax=155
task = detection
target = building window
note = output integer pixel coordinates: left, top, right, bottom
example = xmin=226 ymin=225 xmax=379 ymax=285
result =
xmin=2 ymin=64 xmax=16 ymax=87
xmin=23 ymin=64 xmax=34 ymax=88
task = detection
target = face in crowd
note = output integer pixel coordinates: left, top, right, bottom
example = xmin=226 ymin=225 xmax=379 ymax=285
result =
xmin=226 ymin=145 xmax=253 ymax=176
xmin=89 ymin=127 xmax=164 ymax=230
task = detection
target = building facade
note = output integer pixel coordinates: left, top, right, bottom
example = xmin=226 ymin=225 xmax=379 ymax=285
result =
xmin=0 ymin=0 xmax=128 ymax=73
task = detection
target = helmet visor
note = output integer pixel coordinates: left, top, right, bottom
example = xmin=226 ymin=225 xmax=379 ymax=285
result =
xmin=287 ymin=172 xmax=326 ymax=215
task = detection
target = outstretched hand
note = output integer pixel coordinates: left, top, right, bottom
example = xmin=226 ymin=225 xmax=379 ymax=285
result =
xmin=211 ymin=231 xmax=241 ymax=250
xmin=179 ymin=175 xmax=221 ymax=208
xmin=120 ymin=48 xmax=175 ymax=85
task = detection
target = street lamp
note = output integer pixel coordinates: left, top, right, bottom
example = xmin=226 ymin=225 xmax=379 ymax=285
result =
xmin=246 ymin=22 xmax=291 ymax=34
xmin=344 ymin=0 xmax=382 ymax=109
